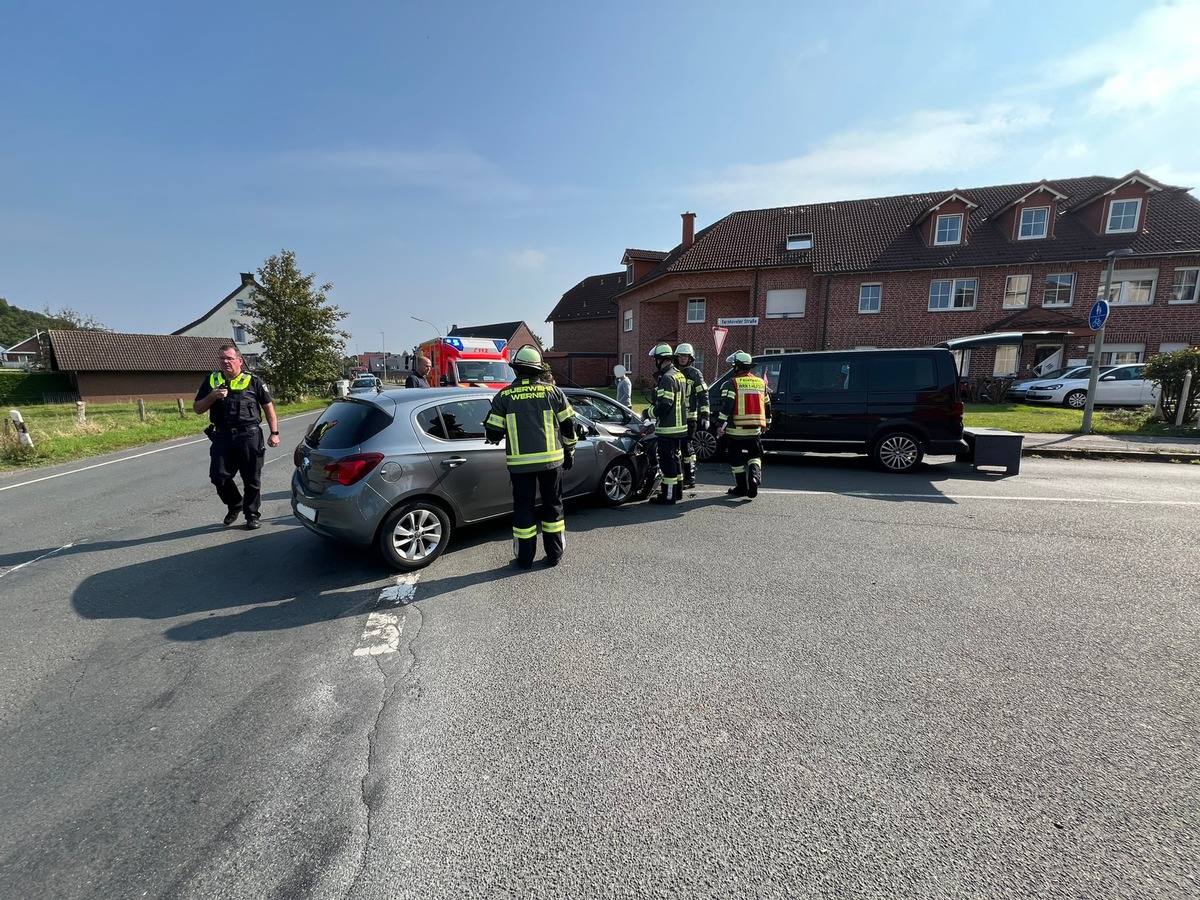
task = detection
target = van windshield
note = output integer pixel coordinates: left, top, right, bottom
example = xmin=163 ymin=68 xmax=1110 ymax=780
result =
xmin=455 ymin=361 xmax=514 ymax=383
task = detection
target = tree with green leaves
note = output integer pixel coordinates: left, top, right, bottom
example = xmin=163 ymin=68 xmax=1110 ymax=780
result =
xmin=1142 ymin=347 xmax=1200 ymax=425
xmin=239 ymin=250 xmax=350 ymax=402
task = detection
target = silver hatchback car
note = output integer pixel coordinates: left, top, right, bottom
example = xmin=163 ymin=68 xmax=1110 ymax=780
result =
xmin=291 ymin=388 xmax=651 ymax=571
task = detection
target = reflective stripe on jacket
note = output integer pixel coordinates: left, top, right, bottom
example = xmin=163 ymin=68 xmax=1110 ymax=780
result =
xmin=680 ymin=364 xmax=710 ymax=420
xmin=483 ymin=378 xmax=578 ymax=471
xmin=652 ymin=365 xmax=689 ymax=436
xmin=719 ymin=374 xmax=771 ymax=436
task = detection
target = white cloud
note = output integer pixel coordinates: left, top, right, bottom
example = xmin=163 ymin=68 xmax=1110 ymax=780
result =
xmin=688 ymin=104 xmax=1051 ymax=209
xmin=508 ymin=249 xmax=548 ymax=270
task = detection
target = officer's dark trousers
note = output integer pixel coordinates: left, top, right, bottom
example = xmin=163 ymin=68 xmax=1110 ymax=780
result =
xmin=510 ymin=467 xmax=564 ymax=567
xmin=657 ymin=434 xmax=685 ymax=500
xmin=727 ymin=433 xmax=764 ymax=497
xmin=209 ymin=428 xmax=265 ymax=518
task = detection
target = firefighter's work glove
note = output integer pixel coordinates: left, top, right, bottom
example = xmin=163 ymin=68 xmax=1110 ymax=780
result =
xmin=562 ymin=451 xmax=574 ymax=471
xmin=699 ymin=416 xmax=710 ymax=431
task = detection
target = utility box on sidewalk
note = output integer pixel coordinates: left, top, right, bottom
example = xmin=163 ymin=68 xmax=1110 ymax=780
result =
xmin=959 ymin=427 xmax=1023 ymax=475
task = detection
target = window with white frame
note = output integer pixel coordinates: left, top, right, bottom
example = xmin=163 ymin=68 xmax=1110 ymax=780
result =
xmin=1087 ymin=342 xmax=1144 ymax=366
xmin=625 ymin=264 xmax=634 ymax=286
xmin=1158 ymin=342 xmax=1189 ymax=354
xmin=1106 ymin=198 xmax=1141 ymax=233
xmin=235 ymin=298 xmax=246 ymax=311
xmin=1003 ymin=275 xmax=1031 ymax=308
xmin=934 ymin=214 xmax=963 ymax=245
xmin=928 ymin=278 xmax=977 ymax=310
xmin=950 ymin=348 xmax=971 ymax=377
xmin=766 ymin=288 xmax=806 ymax=318
xmin=1098 ymin=268 xmax=1157 ymax=306
xmin=859 ymin=283 xmax=881 ymax=314
xmin=623 ymin=352 xmax=633 ymax=371
xmin=993 ymin=345 xmax=1018 ymax=376
xmin=233 ymin=325 xmax=247 ymax=343
xmin=1170 ymin=268 xmax=1199 ymax=303
xmin=1042 ymin=273 xmax=1075 ymax=307
xmin=686 ymin=297 xmax=706 ymax=323
xmin=1018 ymin=207 xmax=1049 ymax=240
xmin=786 ymin=233 xmax=813 ymax=251
xmin=623 ymin=309 xmax=633 ymax=332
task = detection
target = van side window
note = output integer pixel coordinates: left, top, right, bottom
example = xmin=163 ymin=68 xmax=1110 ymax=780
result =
xmin=793 ymin=357 xmax=854 ymax=392
xmin=870 ymin=356 xmax=937 ymax=391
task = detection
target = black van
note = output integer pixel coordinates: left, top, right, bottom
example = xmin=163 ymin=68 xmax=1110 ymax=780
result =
xmin=695 ymin=348 xmax=966 ymax=473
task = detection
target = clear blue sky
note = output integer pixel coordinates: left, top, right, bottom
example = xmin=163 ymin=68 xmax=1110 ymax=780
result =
xmin=3 ymin=0 xmax=1197 ymax=355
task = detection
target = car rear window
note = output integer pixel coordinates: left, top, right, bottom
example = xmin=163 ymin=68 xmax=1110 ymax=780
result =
xmin=304 ymin=400 xmax=392 ymax=449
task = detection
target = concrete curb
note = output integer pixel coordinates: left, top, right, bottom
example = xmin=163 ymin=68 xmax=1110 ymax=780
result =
xmin=1023 ymin=446 xmax=1200 ymax=463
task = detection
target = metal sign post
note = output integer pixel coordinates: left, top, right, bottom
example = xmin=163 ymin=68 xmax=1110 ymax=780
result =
xmin=1081 ymin=249 xmax=1132 ymax=434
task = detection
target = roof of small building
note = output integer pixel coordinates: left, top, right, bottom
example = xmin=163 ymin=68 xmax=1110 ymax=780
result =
xmin=546 ymin=271 xmax=625 ymax=322
xmin=48 ymin=330 xmax=234 ymax=372
xmin=446 ymin=322 xmax=527 ymax=340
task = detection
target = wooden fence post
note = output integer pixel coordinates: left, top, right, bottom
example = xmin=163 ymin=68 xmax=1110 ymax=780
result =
xmin=177 ymin=398 xmax=186 ymax=418
xmin=76 ymin=401 xmax=86 ymax=424
xmin=138 ymin=399 xmax=147 ymax=422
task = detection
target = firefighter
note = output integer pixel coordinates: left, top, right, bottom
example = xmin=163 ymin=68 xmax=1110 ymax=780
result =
xmin=674 ymin=342 xmax=709 ymax=489
xmin=483 ymin=345 xmax=578 ymax=569
xmin=193 ymin=343 xmax=280 ymax=529
xmin=647 ymin=342 xmax=689 ymax=505
xmin=717 ymin=350 xmax=771 ymax=499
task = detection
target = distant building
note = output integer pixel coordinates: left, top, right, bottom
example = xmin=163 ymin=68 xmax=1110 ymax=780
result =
xmin=174 ymin=273 xmax=266 ymax=366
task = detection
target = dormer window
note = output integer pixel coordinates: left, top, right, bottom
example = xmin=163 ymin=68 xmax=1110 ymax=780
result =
xmin=1107 ymin=199 xmax=1141 ymax=233
xmin=934 ymin=214 xmax=963 ymax=245
xmin=1018 ymin=207 xmax=1049 ymax=240
xmin=625 ymin=263 xmax=634 ymax=285
xmin=786 ymin=233 xmax=813 ymax=251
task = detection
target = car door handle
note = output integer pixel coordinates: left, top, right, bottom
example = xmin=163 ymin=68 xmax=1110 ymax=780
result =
xmin=442 ymin=457 xmax=468 ymax=468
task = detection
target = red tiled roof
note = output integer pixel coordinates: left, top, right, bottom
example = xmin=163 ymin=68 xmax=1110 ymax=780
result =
xmin=48 ymin=331 xmax=235 ymax=372
xmin=625 ymin=174 xmax=1200 ymax=290
xmin=546 ymin=272 xmax=624 ymax=322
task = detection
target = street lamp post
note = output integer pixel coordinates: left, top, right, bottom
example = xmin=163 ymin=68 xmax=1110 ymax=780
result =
xmin=1081 ymin=248 xmax=1134 ymax=434
xmin=411 ymin=316 xmax=443 ymax=339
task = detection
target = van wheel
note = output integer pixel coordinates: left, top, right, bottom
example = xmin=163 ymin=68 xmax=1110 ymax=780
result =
xmin=871 ymin=432 xmax=924 ymax=473
xmin=599 ymin=459 xmax=636 ymax=506
xmin=1064 ymin=389 xmax=1087 ymax=409
xmin=693 ymin=428 xmax=721 ymax=461
xmin=379 ymin=500 xmax=451 ymax=570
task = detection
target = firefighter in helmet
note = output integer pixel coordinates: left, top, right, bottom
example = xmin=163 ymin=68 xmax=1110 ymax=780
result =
xmin=717 ymin=350 xmax=771 ymax=499
xmin=673 ymin=342 xmax=709 ymax=489
xmin=483 ymin=345 xmax=577 ymax=568
xmin=647 ymin=342 xmax=689 ymax=505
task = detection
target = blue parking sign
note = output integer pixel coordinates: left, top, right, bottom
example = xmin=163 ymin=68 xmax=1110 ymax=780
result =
xmin=1088 ymin=299 xmax=1110 ymax=331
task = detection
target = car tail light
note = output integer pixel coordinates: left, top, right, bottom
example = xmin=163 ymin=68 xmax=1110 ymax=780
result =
xmin=324 ymin=453 xmax=385 ymax=486
xmin=293 ymin=444 xmax=306 ymax=467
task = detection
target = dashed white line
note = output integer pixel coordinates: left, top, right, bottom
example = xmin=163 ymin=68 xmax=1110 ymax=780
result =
xmin=353 ymin=572 xmax=421 ymax=657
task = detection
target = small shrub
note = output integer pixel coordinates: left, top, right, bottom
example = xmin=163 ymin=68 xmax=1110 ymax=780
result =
xmin=1099 ymin=405 xmax=1156 ymax=428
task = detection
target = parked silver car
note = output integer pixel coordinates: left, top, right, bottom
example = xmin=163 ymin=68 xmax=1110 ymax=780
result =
xmin=291 ymin=388 xmax=652 ymax=571
xmin=1023 ymin=363 xmax=1159 ymax=409
xmin=348 ymin=375 xmax=382 ymax=394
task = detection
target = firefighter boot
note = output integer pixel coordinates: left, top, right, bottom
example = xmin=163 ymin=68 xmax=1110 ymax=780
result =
xmin=726 ymin=472 xmax=748 ymax=497
xmin=648 ymin=483 xmax=677 ymax=505
xmin=682 ymin=461 xmax=696 ymax=490
xmin=747 ymin=461 xmax=761 ymax=498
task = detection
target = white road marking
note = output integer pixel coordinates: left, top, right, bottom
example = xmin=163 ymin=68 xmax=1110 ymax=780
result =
xmin=353 ymin=573 xmax=421 ymax=657
xmin=0 ymin=544 xmax=74 ymax=579
xmin=696 ymin=487 xmax=1200 ymax=506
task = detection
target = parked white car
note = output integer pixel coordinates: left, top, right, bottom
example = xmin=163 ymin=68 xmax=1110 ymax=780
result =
xmin=1006 ymin=366 xmax=1096 ymax=401
xmin=1023 ymin=363 xmax=1159 ymax=409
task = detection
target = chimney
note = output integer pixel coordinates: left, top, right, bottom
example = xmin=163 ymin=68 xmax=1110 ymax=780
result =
xmin=240 ymin=272 xmax=255 ymax=285
xmin=681 ymin=211 xmax=696 ymax=249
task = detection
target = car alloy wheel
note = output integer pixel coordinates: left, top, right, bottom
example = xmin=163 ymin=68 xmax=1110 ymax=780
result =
xmin=1064 ymin=389 xmax=1088 ymax=409
xmin=600 ymin=459 xmax=636 ymax=506
xmin=692 ymin=428 xmax=719 ymax=461
xmin=379 ymin=500 xmax=452 ymax=570
xmin=871 ymin=431 xmax=924 ymax=473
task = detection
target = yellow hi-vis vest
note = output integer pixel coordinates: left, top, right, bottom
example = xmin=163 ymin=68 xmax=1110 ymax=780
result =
xmin=728 ymin=374 xmax=768 ymax=432
xmin=210 ymin=372 xmax=252 ymax=391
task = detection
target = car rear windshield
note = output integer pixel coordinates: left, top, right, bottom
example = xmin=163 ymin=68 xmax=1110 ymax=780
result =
xmin=304 ymin=400 xmax=392 ymax=449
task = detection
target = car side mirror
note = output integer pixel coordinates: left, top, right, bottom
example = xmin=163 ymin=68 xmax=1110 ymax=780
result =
xmin=1100 ymin=375 xmax=1115 ymax=381
xmin=440 ymin=375 xmax=450 ymax=386
xmin=575 ymin=422 xmax=588 ymax=440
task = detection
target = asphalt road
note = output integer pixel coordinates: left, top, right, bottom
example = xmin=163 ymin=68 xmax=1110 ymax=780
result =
xmin=1 ymin=427 xmax=1197 ymax=899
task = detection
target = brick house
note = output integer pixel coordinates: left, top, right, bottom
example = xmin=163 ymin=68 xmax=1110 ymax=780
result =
xmin=544 ymin=271 xmax=627 ymax=386
xmin=44 ymin=331 xmax=234 ymax=403
xmin=2 ymin=333 xmax=42 ymax=369
xmin=615 ymin=173 xmax=1200 ymax=385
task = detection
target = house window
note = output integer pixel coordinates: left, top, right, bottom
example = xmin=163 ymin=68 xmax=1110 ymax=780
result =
xmin=1003 ymin=275 xmax=1031 ymax=308
xmin=786 ymin=233 xmax=813 ymax=251
xmin=625 ymin=263 xmax=634 ymax=286
xmin=1042 ymin=273 xmax=1075 ymax=307
xmin=934 ymin=214 xmax=963 ymax=245
xmin=686 ymin=298 xmax=706 ymax=323
xmin=1099 ymin=268 xmax=1157 ymax=306
xmin=928 ymin=278 xmax=977 ymax=311
xmin=623 ymin=309 xmax=633 ymax=332
xmin=765 ymin=288 xmax=806 ymax=318
xmin=235 ymin=298 xmax=246 ymax=311
xmin=1088 ymin=343 xmax=1144 ymax=366
xmin=993 ymin=345 xmax=1018 ymax=376
xmin=623 ymin=352 xmax=633 ymax=371
xmin=233 ymin=325 xmax=247 ymax=343
xmin=1106 ymin=199 xmax=1141 ymax=233
xmin=1018 ymin=207 xmax=1049 ymax=240
xmin=951 ymin=348 xmax=971 ymax=377
xmin=1170 ymin=268 xmax=1199 ymax=304
xmin=859 ymin=283 xmax=881 ymax=314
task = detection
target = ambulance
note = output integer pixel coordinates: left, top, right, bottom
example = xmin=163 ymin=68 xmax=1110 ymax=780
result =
xmin=418 ymin=336 xmax=513 ymax=388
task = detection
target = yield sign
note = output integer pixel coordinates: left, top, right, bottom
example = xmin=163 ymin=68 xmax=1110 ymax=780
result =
xmin=712 ymin=326 xmax=729 ymax=357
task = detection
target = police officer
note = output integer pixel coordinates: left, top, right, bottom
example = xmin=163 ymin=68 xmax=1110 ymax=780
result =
xmin=717 ymin=350 xmax=771 ymax=499
xmin=673 ymin=342 xmax=709 ymax=489
xmin=193 ymin=344 xmax=280 ymax=529
xmin=647 ymin=342 xmax=689 ymax=505
xmin=484 ymin=345 xmax=578 ymax=569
